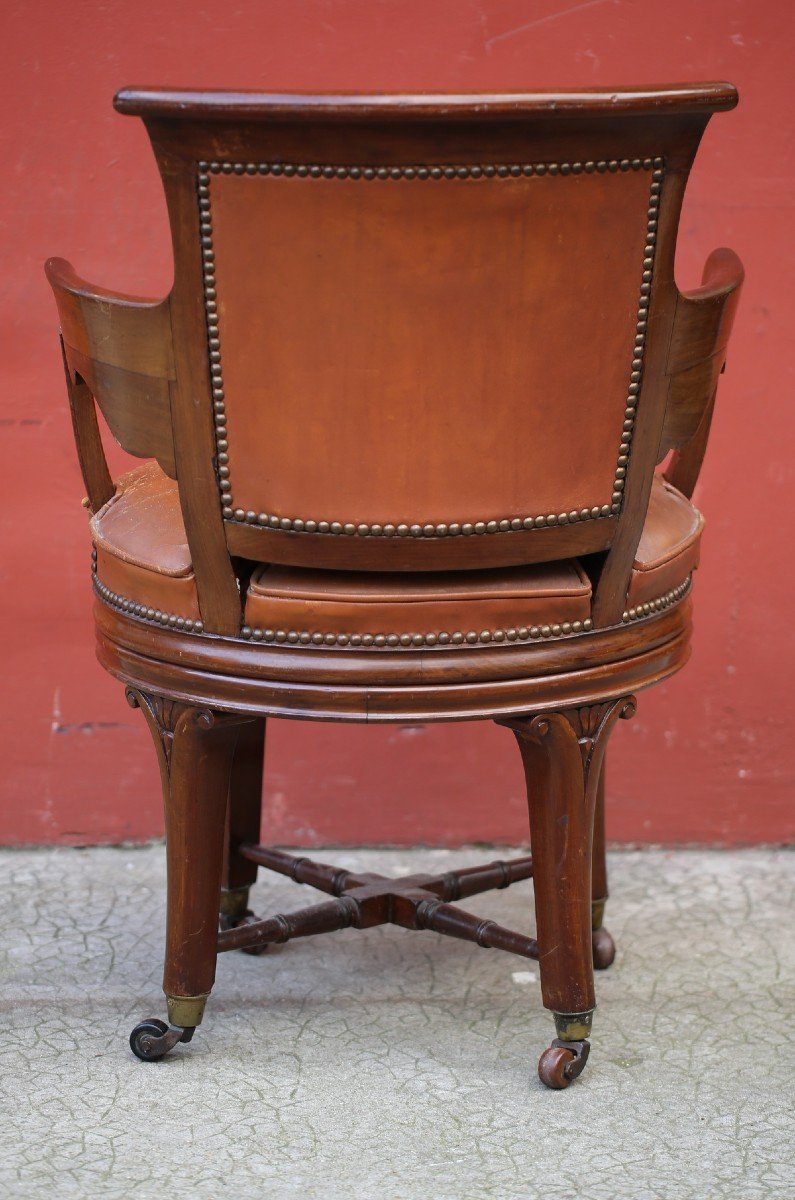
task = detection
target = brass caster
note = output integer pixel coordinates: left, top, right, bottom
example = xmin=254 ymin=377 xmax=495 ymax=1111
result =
xmin=538 ymin=1039 xmax=591 ymax=1090
xmin=592 ymin=926 xmax=616 ymax=970
xmin=129 ymin=1018 xmax=195 ymax=1062
xmin=219 ymin=910 xmax=269 ymax=956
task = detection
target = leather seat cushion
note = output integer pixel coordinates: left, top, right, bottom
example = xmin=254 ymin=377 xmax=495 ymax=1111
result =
xmin=91 ymin=463 xmax=702 ymax=636
xmin=91 ymin=462 xmax=202 ymax=621
xmin=628 ymin=476 xmax=704 ymax=607
xmin=245 ymin=562 xmax=593 ymax=645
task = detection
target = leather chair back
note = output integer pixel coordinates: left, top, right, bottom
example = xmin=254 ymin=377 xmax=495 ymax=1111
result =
xmin=109 ymin=86 xmax=738 ymax=630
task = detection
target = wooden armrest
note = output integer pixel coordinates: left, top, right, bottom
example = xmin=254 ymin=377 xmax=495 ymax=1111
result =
xmin=45 ymin=257 xmax=174 ymax=373
xmin=45 ymin=258 xmax=176 ymax=492
xmin=660 ymin=247 xmax=744 ymax=496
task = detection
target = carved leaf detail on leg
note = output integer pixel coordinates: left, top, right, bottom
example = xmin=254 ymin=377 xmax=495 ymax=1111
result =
xmin=563 ymin=697 xmax=636 ymax=780
xmin=125 ymin=686 xmax=247 ymax=776
xmin=503 ymin=696 xmax=636 ymax=800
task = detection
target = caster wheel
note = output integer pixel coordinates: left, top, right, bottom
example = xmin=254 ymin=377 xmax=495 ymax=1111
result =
xmin=592 ymin=926 xmax=616 ymax=970
xmin=538 ymin=1039 xmax=591 ymax=1090
xmin=129 ymin=1019 xmax=192 ymax=1061
xmin=538 ymin=1045 xmax=576 ymax=1090
xmin=129 ymin=1019 xmax=170 ymax=1062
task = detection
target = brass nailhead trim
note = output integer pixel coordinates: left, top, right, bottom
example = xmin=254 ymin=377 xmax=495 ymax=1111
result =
xmin=202 ymin=158 xmax=660 ymax=181
xmin=621 ymin=576 xmax=691 ymax=622
xmin=197 ymin=157 xmax=664 ymax=536
xmin=239 ymin=618 xmax=593 ymax=646
xmin=93 ymin=554 xmax=690 ymax=648
xmin=92 ymin=556 xmax=204 ymax=633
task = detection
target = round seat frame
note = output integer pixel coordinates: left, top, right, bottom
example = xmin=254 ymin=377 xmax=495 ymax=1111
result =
xmin=95 ymin=590 xmax=692 ymax=723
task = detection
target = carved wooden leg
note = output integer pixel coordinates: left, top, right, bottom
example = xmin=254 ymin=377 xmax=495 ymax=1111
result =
xmin=501 ymin=698 xmax=635 ymax=1089
xmin=125 ymin=687 xmax=250 ymax=1061
xmin=220 ymin=718 xmax=266 ymax=949
xmin=591 ymin=760 xmax=616 ymax=970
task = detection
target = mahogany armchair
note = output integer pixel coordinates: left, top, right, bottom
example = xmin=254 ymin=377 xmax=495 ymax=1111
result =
xmin=47 ymin=84 xmax=743 ymax=1090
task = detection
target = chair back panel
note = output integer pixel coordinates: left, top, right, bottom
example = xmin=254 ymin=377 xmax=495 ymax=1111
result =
xmin=209 ymin=162 xmax=651 ymax=533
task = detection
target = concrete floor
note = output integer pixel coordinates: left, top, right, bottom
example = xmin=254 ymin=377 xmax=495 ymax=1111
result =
xmin=0 ymin=846 xmax=793 ymax=1200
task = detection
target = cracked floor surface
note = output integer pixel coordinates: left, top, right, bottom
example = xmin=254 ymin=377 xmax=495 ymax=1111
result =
xmin=1 ymin=846 xmax=793 ymax=1199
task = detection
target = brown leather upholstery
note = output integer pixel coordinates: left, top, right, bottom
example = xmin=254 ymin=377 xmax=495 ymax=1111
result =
xmin=91 ymin=462 xmax=702 ymax=637
xmin=244 ymin=563 xmax=592 ymax=644
xmin=628 ymin=475 xmax=704 ymax=607
xmin=91 ymin=462 xmax=201 ymax=622
xmin=210 ymin=166 xmax=651 ymax=534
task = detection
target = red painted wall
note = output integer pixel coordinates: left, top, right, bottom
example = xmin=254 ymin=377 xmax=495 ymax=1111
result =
xmin=2 ymin=0 xmax=793 ymax=846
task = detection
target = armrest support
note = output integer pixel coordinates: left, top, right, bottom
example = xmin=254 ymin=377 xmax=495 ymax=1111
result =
xmin=59 ymin=335 xmax=115 ymax=512
xmin=45 ymin=258 xmax=177 ymax=481
xmin=660 ymin=247 xmax=744 ymax=496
